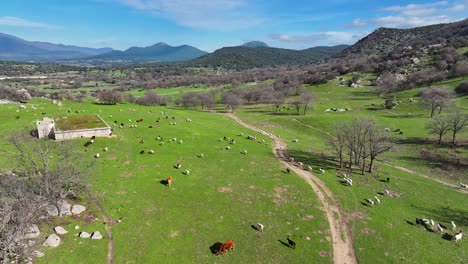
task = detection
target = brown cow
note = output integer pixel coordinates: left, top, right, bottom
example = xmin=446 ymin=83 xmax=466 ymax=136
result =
xmin=167 ymin=176 xmax=173 ymax=186
xmin=136 ymin=118 xmax=143 ymax=122
xmin=216 ymin=240 xmax=234 ymax=255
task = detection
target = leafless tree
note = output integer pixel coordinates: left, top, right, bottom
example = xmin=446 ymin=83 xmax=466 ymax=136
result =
xmin=96 ymin=90 xmax=123 ymax=105
xmin=221 ymin=91 xmax=241 ymax=112
xmin=271 ymin=91 xmax=285 ymax=112
xmin=9 ymin=129 xmax=94 ymax=215
xmin=426 ymin=116 xmax=451 ymax=144
xmin=300 ymin=91 xmax=315 ymax=115
xmin=419 ymin=87 xmax=454 ymax=117
xmin=447 ymin=111 xmax=467 ymax=144
xmin=328 ymin=124 xmax=347 ymax=168
xmin=198 ymin=92 xmax=215 ymax=110
xmin=0 ymin=172 xmax=43 ymax=262
xmin=136 ymin=91 xmax=168 ymax=106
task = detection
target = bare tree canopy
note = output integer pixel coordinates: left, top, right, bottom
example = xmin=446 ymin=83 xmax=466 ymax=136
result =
xmin=426 ymin=115 xmax=451 ymax=144
xmin=447 ymin=111 xmax=467 ymax=144
xmin=221 ymin=91 xmax=241 ymax=112
xmin=419 ymin=87 xmax=454 ymax=117
xmin=96 ymin=90 xmax=123 ymax=105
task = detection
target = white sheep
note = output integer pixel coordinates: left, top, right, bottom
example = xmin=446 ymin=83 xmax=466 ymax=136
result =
xmin=384 ymin=189 xmax=390 ymax=195
xmin=319 ymin=168 xmax=325 ymax=173
xmin=186 ymin=118 xmax=192 ymax=122
xmin=365 ymin=198 xmax=374 ymax=206
xmin=160 ymin=142 xmax=165 ymax=146
xmin=198 ymin=153 xmax=204 ymax=158
xmin=94 ymin=153 xmax=100 ymax=158
xmin=242 ymin=149 xmax=248 ymax=154
xmin=239 ymin=132 xmax=244 ymax=136
xmin=176 ymin=164 xmax=182 ymax=169
xmin=437 ymin=223 xmax=444 ymax=233
xmin=257 ymin=223 xmax=264 ymax=233
xmin=451 ymin=221 xmax=456 ymax=231
xmin=90 ymin=139 xmax=94 ymax=144
xmin=306 ymin=165 xmax=312 ymax=171
xmin=230 ymin=140 xmax=236 ymax=145
xmin=455 ymin=231 xmax=463 ymax=242
xmin=292 ymin=138 xmax=299 ymax=143
xmin=149 ymin=150 xmax=154 ymax=154
xmin=374 ymin=196 xmax=381 ymax=205
xmin=430 ymin=219 xmax=435 ymax=227
xmin=289 ymin=157 xmax=294 ymax=162
xmin=183 ymin=170 xmax=190 ymax=175
xmin=178 ymin=140 xmax=183 ymax=144
xmin=297 ymin=162 xmax=303 ymax=167
xmin=103 ymin=147 xmax=108 ymax=152
xmin=460 ymin=183 xmax=468 ymax=189
xmin=225 ymin=146 xmax=231 ymax=150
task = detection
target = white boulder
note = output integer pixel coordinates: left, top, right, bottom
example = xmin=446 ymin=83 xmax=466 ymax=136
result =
xmin=43 ymin=234 xmax=61 ymax=247
xmin=91 ymin=231 xmax=103 ymax=240
xmin=54 ymin=226 xmax=68 ymax=235
xmin=23 ymin=224 xmax=40 ymax=239
xmin=71 ymin=205 xmax=86 ymax=215
xmin=32 ymin=250 xmax=44 ymax=257
xmin=79 ymin=232 xmax=91 ymax=238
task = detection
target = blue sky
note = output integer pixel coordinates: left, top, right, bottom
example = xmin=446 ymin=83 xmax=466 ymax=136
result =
xmin=0 ymin=0 xmax=466 ymax=52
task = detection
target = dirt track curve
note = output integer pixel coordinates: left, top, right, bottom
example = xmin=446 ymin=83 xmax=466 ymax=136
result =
xmin=226 ymin=113 xmax=357 ymax=264
xmin=95 ymin=203 xmax=115 ymax=264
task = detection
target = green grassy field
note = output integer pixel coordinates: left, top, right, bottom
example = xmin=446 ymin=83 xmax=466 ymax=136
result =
xmin=0 ymin=75 xmax=467 ymax=263
xmin=0 ymin=100 xmax=331 ymax=263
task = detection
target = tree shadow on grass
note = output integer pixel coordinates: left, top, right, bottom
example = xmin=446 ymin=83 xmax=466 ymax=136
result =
xmin=411 ymin=205 xmax=468 ymax=228
xmin=442 ymin=233 xmax=454 ymax=241
xmin=209 ymin=242 xmax=222 ymax=255
xmin=287 ymin=150 xmax=338 ymax=172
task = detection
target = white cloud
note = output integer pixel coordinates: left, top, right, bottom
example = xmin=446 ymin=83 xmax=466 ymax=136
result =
xmin=372 ymin=1 xmax=465 ymax=28
xmin=115 ymin=0 xmax=264 ymax=30
xmin=0 ymin=16 xmax=60 ymax=29
xmin=346 ymin=19 xmax=367 ymax=28
xmin=269 ymin=31 xmax=366 ymax=46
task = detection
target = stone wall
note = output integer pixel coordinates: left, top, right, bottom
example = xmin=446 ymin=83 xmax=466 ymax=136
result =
xmin=54 ymin=127 xmax=112 ymax=140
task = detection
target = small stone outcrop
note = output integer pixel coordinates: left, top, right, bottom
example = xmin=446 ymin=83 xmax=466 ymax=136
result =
xmin=91 ymin=231 xmax=103 ymax=240
xmin=79 ymin=231 xmax=91 ymax=238
xmin=23 ymin=224 xmax=40 ymax=239
xmin=71 ymin=204 xmax=86 ymax=215
xmin=54 ymin=226 xmax=68 ymax=235
xmin=42 ymin=234 xmax=61 ymax=247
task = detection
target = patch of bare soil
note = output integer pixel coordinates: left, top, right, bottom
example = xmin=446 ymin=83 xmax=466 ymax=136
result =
xmin=217 ymin=187 xmax=233 ymax=193
xmin=121 ymin=172 xmax=132 ymax=178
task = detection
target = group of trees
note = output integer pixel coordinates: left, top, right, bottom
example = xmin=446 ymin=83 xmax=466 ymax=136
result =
xmin=328 ymin=119 xmax=393 ymax=174
xmin=427 ymin=111 xmax=467 ymax=144
xmin=1 ymin=131 xmax=93 ymax=261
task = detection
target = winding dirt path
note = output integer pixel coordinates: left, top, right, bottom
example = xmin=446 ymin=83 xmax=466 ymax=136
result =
xmin=95 ymin=203 xmax=115 ymax=264
xmin=226 ymin=113 xmax=357 ymax=264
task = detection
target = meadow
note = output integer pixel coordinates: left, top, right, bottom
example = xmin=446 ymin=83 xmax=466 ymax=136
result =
xmin=0 ymin=75 xmax=467 ymax=263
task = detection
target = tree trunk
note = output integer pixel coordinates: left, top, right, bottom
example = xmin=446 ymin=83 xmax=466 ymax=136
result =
xmin=452 ymin=131 xmax=456 ymax=144
xmin=438 ymin=134 xmax=442 ymax=144
xmin=368 ymin=157 xmax=375 ymax=173
xmin=361 ymin=158 xmax=366 ymax=175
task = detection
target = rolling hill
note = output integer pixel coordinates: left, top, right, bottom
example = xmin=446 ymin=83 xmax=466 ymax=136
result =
xmin=87 ymin=42 xmax=208 ymax=63
xmin=0 ymin=33 xmax=113 ymax=62
xmin=190 ymin=45 xmax=349 ymax=69
xmin=242 ymin=41 xmax=269 ymax=48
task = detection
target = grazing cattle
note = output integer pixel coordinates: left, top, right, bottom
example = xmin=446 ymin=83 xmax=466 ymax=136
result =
xmin=257 ymin=223 xmax=264 ymax=233
xmin=167 ymin=177 xmax=173 ymax=186
xmin=451 ymin=221 xmax=456 ymax=231
xmin=287 ymin=237 xmax=296 ymax=249
xmin=454 ymin=231 xmax=463 ymax=242
xmin=216 ymin=240 xmax=234 ymax=255
xmin=140 ymin=150 xmax=145 ymax=154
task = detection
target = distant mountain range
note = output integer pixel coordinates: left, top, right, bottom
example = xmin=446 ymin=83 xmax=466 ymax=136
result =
xmin=0 ymin=33 xmax=113 ymax=62
xmin=190 ymin=45 xmax=349 ymax=69
xmin=86 ymin=42 xmax=208 ymax=63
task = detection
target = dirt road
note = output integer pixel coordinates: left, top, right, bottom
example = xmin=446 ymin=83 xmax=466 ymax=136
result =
xmin=226 ymin=113 xmax=357 ymax=264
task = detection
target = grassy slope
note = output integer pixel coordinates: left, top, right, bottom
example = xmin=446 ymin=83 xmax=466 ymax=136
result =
xmin=235 ymin=77 xmax=468 ymax=263
xmin=0 ymin=100 xmax=330 ymax=263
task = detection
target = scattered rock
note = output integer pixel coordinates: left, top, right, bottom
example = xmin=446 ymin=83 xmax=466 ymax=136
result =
xmin=79 ymin=231 xmax=91 ymax=238
xmin=74 ymin=226 xmax=80 ymax=230
xmin=91 ymin=231 xmax=103 ymax=240
xmin=23 ymin=224 xmax=40 ymax=239
xmin=54 ymin=226 xmax=68 ymax=235
xmin=71 ymin=204 xmax=86 ymax=215
xmin=32 ymin=250 xmax=44 ymax=257
xmin=43 ymin=234 xmax=61 ymax=247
